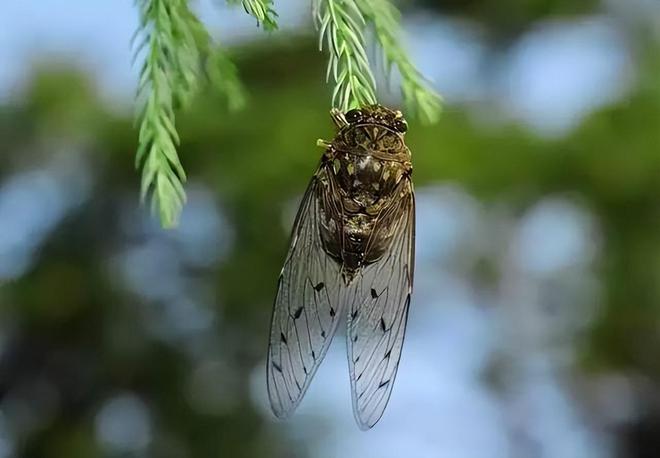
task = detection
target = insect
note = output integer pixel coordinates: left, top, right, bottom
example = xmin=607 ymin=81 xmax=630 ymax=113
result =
xmin=267 ymin=104 xmax=415 ymax=429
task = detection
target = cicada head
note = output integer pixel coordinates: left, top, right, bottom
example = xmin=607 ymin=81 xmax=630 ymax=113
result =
xmin=345 ymin=105 xmax=407 ymax=132
xmin=334 ymin=105 xmax=408 ymax=155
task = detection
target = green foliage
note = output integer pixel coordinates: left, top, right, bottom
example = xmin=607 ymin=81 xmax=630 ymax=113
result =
xmin=315 ymin=0 xmax=378 ymax=110
xmin=186 ymin=7 xmax=247 ymax=111
xmin=134 ymin=0 xmax=252 ymax=227
xmin=314 ymin=0 xmax=442 ymax=120
xmin=134 ymin=0 xmax=440 ymax=227
xmin=228 ymin=0 xmax=279 ymax=30
xmin=357 ymin=0 xmax=442 ymax=123
xmin=134 ymin=0 xmax=201 ymax=228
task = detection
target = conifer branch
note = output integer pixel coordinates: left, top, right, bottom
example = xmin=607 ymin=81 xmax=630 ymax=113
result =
xmin=357 ymin=0 xmax=442 ymax=123
xmin=134 ymin=0 xmax=247 ymax=227
xmin=315 ymin=0 xmax=378 ymax=111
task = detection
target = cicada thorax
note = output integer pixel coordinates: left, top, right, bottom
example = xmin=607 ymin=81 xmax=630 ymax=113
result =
xmin=318 ymin=122 xmax=412 ymax=279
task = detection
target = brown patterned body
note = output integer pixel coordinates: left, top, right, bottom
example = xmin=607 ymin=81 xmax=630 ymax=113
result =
xmin=316 ymin=108 xmax=412 ymax=279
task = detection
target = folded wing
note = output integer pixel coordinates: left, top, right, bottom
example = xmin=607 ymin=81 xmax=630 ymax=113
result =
xmin=267 ymin=165 xmax=345 ymax=418
xmin=346 ymin=179 xmax=415 ymax=429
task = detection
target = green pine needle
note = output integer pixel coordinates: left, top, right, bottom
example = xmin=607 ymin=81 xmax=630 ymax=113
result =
xmin=357 ymin=0 xmax=442 ymax=124
xmin=228 ymin=0 xmax=279 ymax=30
xmin=134 ymin=0 xmax=202 ymax=228
xmin=186 ymin=6 xmax=248 ymax=110
xmin=134 ymin=0 xmax=249 ymax=228
xmin=315 ymin=0 xmax=442 ymax=122
xmin=315 ymin=0 xmax=378 ymax=111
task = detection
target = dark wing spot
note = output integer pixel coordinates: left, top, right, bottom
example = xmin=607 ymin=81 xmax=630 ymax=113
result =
xmin=353 ymin=334 xmax=358 ymax=342
xmin=314 ymin=282 xmax=325 ymax=291
xmin=303 ymin=366 xmax=308 ymax=375
xmin=293 ymin=306 xmax=304 ymax=319
xmin=370 ymin=288 xmax=378 ymax=299
xmin=272 ymin=362 xmax=283 ymax=373
xmin=280 ymin=332 xmax=288 ymax=345
xmin=321 ymin=330 xmax=326 ymax=338
xmin=380 ymin=317 xmax=387 ymax=332
xmin=329 ymin=307 xmax=336 ymax=317
xmin=312 ymin=350 xmax=317 ymax=359
xmin=351 ymin=310 xmax=359 ymax=320
xmin=384 ymin=349 xmax=392 ymax=359
xmin=378 ymin=380 xmax=391 ymax=389
xmin=355 ymin=356 xmax=360 ymax=363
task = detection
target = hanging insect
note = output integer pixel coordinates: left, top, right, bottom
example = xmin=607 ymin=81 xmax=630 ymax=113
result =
xmin=267 ymin=104 xmax=415 ymax=430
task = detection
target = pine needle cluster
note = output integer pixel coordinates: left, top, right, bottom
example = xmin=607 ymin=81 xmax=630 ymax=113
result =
xmin=315 ymin=0 xmax=441 ymax=119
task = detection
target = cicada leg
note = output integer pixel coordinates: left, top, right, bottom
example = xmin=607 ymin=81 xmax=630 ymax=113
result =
xmin=330 ymin=108 xmax=348 ymax=128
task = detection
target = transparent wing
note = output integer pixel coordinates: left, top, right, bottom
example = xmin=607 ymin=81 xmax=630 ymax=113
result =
xmin=267 ymin=165 xmax=345 ymax=418
xmin=346 ymin=178 xmax=415 ymax=429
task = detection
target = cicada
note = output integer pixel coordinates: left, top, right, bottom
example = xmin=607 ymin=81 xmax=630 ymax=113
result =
xmin=267 ymin=104 xmax=415 ymax=429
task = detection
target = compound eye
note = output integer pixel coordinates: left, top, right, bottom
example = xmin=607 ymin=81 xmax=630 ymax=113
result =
xmin=393 ymin=119 xmax=408 ymax=133
xmin=345 ymin=109 xmax=362 ymax=123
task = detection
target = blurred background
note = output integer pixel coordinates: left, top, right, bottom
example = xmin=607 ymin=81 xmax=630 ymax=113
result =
xmin=1 ymin=0 xmax=660 ymax=457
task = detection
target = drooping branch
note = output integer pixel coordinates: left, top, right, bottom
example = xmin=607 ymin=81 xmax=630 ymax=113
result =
xmin=315 ymin=0 xmax=378 ymax=110
xmin=134 ymin=0 xmax=255 ymax=227
xmin=357 ymin=0 xmax=442 ymax=123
